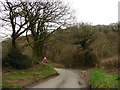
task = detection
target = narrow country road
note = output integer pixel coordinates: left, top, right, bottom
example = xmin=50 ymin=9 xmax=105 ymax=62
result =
xmin=32 ymin=68 xmax=88 ymax=88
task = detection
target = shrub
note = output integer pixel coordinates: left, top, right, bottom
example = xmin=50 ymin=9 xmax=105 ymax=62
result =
xmin=83 ymin=49 xmax=97 ymax=67
xmin=77 ymin=49 xmax=97 ymax=68
xmin=58 ymin=47 xmax=97 ymax=68
xmin=3 ymin=47 xmax=32 ymax=69
xmin=2 ymin=57 xmax=9 ymax=67
xmin=100 ymin=57 xmax=119 ymax=73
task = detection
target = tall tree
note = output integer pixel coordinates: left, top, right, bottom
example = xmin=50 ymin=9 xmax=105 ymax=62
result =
xmin=74 ymin=23 xmax=95 ymax=49
xmin=24 ymin=0 xmax=75 ymax=60
xmin=0 ymin=0 xmax=32 ymax=48
xmin=74 ymin=23 xmax=97 ymax=67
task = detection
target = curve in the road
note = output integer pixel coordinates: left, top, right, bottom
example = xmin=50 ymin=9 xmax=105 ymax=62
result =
xmin=32 ymin=68 xmax=88 ymax=88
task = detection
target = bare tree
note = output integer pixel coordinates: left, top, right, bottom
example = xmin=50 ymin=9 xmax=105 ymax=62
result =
xmin=23 ymin=0 xmax=75 ymax=60
xmin=0 ymin=0 xmax=37 ymax=48
xmin=0 ymin=0 xmax=75 ymax=61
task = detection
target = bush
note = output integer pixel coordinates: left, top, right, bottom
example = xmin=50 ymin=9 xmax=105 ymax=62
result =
xmin=3 ymin=47 xmax=32 ymax=69
xmin=2 ymin=57 xmax=9 ymax=67
xmin=58 ymin=47 xmax=97 ymax=68
xmin=100 ymin=57 xmax=119 ymax=73
xmin=82 ymin=49 xmax=97 ymax=67
xmin=76 ymin=49 xmax=97 ymax=68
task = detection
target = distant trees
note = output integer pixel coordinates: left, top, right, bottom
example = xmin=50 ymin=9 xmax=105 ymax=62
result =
xmin=46 ymin=23 xmax=118 ymax=68
xmin=45 ymin=23 xmax=97 ymax=68
xmin=92 ymin=24 xmax=118 ymax=59
xmin=74 ymin=24 xmax=95 ymax=49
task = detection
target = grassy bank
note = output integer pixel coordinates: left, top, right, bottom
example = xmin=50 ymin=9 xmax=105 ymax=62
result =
xmin=89 ymin=68 xmax=120 ymax=88
xmin=2 ymin=63 xmax=58 ymax=88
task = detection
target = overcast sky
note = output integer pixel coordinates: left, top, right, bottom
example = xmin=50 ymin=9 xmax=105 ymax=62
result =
xmin=63 ymin=0 xmax=119 ymax=25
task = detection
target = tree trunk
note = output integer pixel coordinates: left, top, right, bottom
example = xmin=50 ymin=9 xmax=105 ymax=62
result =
xmin=12 ymin=37 xmax=16 ymax=49
xmin=32 ymin=41 xmax=44 ymax=63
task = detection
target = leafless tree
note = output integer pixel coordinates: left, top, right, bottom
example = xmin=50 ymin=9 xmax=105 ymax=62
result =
xmin=23 ymin=0 xmax=75 ymax=59
xmin=0 ymin=0 xmax=38 ymax=48
xmin=0 ymin=0 xmax=75 ymax=61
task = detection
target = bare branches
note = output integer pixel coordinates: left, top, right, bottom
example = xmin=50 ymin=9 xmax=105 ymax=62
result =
xmin=0 ymin=1 xmax=29 ymax=47
xmin=0 ymin=0 xmax=75 ymax=50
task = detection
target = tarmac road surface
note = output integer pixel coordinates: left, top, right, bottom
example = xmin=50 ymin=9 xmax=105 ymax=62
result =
xmin=32 ymin=68 xmax=88 ymax=88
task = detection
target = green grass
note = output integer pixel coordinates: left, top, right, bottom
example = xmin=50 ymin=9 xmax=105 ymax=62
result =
xmin=89 ymin=68 xmax=120 ymax=88
xmin=2 ymin=63 xmax=57 ymax=88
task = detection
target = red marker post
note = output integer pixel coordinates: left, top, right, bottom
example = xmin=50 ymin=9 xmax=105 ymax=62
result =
xmin=42 ymin=56 xmax=48 ymax=63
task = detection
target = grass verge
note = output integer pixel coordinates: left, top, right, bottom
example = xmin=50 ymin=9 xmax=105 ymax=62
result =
xmin=89 ymin=68 xmax=120 ymax=88
xmin=2 ymin=63 xmax=58 ymax=88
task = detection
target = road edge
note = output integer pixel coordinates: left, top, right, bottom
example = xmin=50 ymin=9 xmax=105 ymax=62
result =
xmin=25 ymin=72 xmax=59 ymax=88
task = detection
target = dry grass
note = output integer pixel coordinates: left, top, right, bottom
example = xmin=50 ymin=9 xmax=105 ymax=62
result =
xmin=100 ymin=56 xmax=119 ymax=74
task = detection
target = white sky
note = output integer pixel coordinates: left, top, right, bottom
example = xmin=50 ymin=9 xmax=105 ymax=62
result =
xmin=63 ymin=0 xmax=119 ymax=25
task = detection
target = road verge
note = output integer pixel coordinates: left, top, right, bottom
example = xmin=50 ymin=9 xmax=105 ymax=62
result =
xmin=2 ymin=63 xmax=58 ymax=88
xmin=89 ymin=68 xmax=120 ymax=88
